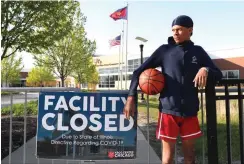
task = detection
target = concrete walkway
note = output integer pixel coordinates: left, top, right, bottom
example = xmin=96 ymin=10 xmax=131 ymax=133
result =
xmin=2 ymin=128 xmax=161 ymax=164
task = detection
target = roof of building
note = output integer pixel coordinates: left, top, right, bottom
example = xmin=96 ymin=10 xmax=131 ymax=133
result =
xmin=93 ymin=47 xmax=244 ymax=66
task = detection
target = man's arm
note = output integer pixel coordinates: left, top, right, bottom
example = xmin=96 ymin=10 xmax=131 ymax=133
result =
xmin=127 ymin=45 xmax=166 ymax=97
xmin=124 ymin=45 xmax=166 ymax=119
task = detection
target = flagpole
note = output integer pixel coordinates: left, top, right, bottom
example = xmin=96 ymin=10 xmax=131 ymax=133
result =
xmin=122 ymin=21 xmax=125 ymax=90
xmin=120 ymin=30 xmax=123 ymax=90
xmin=125 ymin=2 xmax=128 ymax=90
xmin=118 ymin=39 xmax=121 ymax=90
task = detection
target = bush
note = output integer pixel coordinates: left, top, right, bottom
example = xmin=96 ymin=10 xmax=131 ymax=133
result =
xmin=27 ymin=100 xmax=38 ymax=115
xmin=80 ymin=89 xmax=89 ymax=92
xmin=13 ymin=106 xmax=24 ymax=116
xmin=1 ymin=101 xmax=38 ymax=116
xmin=1 ymin=106 xmax=11 ymax=115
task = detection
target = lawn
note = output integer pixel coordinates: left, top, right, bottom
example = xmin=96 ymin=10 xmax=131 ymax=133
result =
xmin=137 ymin=94 xmax=241 ymax=164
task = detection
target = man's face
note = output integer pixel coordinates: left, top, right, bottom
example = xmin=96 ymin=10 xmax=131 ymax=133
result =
xmin=172 ymin=25 xmax=193 ymax=44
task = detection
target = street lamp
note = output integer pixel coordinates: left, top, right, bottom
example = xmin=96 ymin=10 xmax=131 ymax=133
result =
xmin=135 ymin=36 xmax=148 ymax=101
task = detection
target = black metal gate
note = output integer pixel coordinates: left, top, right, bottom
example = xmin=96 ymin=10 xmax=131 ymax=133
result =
xmin=205 ymin=79 xmax=244 ymax=164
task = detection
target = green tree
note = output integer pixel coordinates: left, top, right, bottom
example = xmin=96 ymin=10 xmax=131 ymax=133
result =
xmin=34 ymin=10 xmax=96 ymax=87
xmin=87 ymin=65 xmax=99 ymax=90
xmin=1 ymin=53 xmax=23 ymax=86
xmin=34 ymin=32 xmax=80 ymax=87
xmin=88 ymin=67 xmax=99 ymax=84
xmin=74 ymin=57 xmax=99 ymax=89
xmin=26 ymin=66 xmax=55 ymax=87
xmin=1 ymin=1 xmax=79 ymax=60
xmin=72 ymin=25 xmax=97 ymax=88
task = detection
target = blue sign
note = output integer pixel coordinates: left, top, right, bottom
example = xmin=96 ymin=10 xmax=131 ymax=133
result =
xmin=36 ymin=91 xmax=137 ymax=160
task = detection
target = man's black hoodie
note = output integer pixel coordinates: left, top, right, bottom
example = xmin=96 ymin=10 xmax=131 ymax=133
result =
xmin=128 ymin=37 xmax=223 ymax=117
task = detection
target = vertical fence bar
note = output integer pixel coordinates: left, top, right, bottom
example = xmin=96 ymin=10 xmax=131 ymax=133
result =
xmin=9 ymin=93 xmax=13 ymax=164
xmin=224 ymin=84 xmax=232 ymax=164
xmin=174 ymin=144 xmax=177 ymax=164
xmin=200 ymin=89 xmax=205 ymax=164
xmin=37 ymin=91 xmax=40 ymax=164
xmin=23 ymin=91 xmax=27 ymax=164
xmin=205 ymin=82 xmax=219 ymax=163
xmin=146 ymin=94 xmax=150 ymax=164
xmin=238 ymin=83 xmax=244 ymax=163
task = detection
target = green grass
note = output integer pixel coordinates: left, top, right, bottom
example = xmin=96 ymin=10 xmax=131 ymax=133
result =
xmin=1 ymin=91 xmax=19 ymax=95
xmin=137 ymin=95 xmax=241 ymax=163
xmin=195 ymin=100 xmax=240 ymax=163
xmin=138 ymin=100 xmax=159 ymax=121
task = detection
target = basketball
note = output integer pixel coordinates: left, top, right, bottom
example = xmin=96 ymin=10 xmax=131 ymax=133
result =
xmin=139 ymin=68 xmax=165 ymax=95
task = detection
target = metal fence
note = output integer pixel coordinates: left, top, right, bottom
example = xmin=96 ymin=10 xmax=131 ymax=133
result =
xmin=205 ymin=79 xmax=244 ymax=164
xmin=1 ymin=84 xmax=244 ymax=164
xmin=1 ymin=87 xmax=80 ymax=164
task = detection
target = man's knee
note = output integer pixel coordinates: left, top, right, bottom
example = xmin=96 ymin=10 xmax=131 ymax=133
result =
xmin=161 ymin=139 xmax=175 ymax=164
xmin=184 ymin=158 xmax=195 ymax=164
xmin=182 ymin=139 xmax=196 ymax=164
xmin=162 ymin=160 xmax=173 ymax=164
xmin=162 ymin=156 xmax=174 ymax=164
xmin=184 ymin=154 xmax=195 ymax=164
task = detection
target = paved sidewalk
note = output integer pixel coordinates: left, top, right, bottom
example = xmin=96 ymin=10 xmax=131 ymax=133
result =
xmin=2 ymin=128 xmax=161 ymax=164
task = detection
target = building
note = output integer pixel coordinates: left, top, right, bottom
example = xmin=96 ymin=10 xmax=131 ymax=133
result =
xmin=93 ymin=54 xmax=149 ymax=90
xmin=213 ymin=57 xmax=244 ymax=79
xmin=208 ymin=47 xmax=244 ymax=79
xmin=18 ymin=69 xmax=77 ymax=87
xmin=92 ymin=47 xmax=244 ymax=90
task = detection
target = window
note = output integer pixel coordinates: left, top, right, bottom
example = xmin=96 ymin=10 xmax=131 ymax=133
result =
xmin=126 ymin=57 xmax=150 ymax=72
xmin=98 ymin=67 xmax=119 ymax=74
xmin=122 ymin=74 xmax=132 ymax=80
xmin=82 ymin=83 xmax=88 ymax=88
xmin=99 ymin=75 xmax=117 ymax=88
xmin=127 ymin=59 xmax=141 ymax=72
xmin=144 ymin=57 xmax=149 ymax=62
xmin=221 ymin=70 xmax=239 ymax=79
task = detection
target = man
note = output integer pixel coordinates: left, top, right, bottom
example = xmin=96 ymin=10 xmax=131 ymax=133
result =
xmin=123 ymin=15 xmax=222 ymax=164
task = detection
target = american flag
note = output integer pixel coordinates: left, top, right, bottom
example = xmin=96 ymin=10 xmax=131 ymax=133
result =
xmin=109 ymin=35 xmax=121 ymax=47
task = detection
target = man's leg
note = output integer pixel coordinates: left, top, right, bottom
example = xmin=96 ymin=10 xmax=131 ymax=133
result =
xmin=182 ymin=139 xmax=196 ymax=164
xmin=162 ymin=140 xmax=176 ymax=164
xmin=156 ymin=112 xmax=180 ymax=164
xmin=180 ymin=116 xmax=202 ymax=164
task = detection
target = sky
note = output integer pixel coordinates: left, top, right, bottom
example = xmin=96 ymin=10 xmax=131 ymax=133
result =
xmin=22 ymin=0 xmax=244 ymax=69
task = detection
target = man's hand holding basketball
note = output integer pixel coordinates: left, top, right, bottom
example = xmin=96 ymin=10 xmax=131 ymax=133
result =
xmin=123 ymin=96 xmax=136 ymax=120
xmin=193 ymin=67 xmax=208 ymax=88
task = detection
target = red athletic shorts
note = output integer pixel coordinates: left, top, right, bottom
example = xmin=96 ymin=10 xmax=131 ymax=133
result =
xmin=156 ymin=112 xmax=202 ymax=142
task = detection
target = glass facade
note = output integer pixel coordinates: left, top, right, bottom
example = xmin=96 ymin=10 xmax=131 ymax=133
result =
xmin=98 ymin=75 xmax=133 ymax=88
xmin=98 ymin=67 xmax=119 ymax=74
xmin=127 ymin=57 xmax=149 ymax=72
xmin=99 ymin=75 xmax=117 ymax=88
xmin=97 ymin=57 xmax=149 ymax=88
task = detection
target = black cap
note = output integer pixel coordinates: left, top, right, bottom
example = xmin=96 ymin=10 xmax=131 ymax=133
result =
xmin=172 ymin=15 xmax=193 ymax=28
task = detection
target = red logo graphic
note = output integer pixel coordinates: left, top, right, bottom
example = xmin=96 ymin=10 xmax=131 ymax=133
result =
xmin=108 ymin=151 xmax=115 ymax=159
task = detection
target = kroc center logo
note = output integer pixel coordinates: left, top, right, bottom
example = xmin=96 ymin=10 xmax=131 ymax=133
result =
xmin=108 ymin=151 xmax=134 ymax=158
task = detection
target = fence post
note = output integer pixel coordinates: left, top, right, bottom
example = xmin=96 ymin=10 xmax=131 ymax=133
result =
xmin=205 ymin=82 xmax=219 ymax=163
xmin=238 ymin=83 xmax=244 ymax=164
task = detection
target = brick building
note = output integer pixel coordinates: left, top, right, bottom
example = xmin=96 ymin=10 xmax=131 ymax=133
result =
xmin=213 ymin=57 xmax=244 ymax=79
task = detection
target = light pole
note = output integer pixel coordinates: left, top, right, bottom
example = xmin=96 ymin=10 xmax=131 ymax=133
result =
xmin=135 ymin=36 xmax=148 ymax=101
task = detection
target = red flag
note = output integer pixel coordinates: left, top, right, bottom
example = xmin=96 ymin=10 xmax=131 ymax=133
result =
xmin=110 ymin=6 xmax=127 ymax=21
